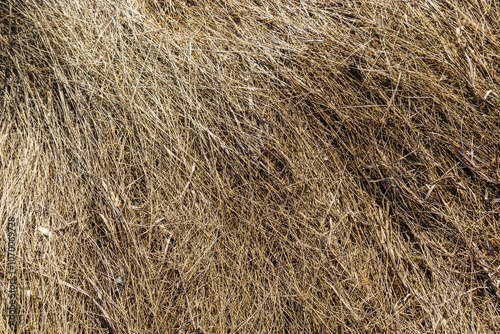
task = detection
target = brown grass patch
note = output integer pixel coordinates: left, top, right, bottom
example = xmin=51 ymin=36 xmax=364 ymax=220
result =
xmin=1 ymin=0 xmax=500 ymax=332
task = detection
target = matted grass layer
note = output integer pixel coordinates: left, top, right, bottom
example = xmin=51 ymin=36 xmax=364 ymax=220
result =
xmin=1 ymin=0 xmax=500 ymax=332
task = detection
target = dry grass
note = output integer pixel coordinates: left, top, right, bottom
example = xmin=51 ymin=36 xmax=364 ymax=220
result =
xmin=1 ymin=0 xmax=500 ymax=332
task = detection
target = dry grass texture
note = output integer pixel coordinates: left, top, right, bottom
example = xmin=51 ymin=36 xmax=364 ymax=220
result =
xmin=1 ymin=0 xmax=500 ymax=332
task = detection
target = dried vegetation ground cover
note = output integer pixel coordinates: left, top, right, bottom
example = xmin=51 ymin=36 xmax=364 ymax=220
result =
xmin=1 ymin=0 xmax=500 ymax=333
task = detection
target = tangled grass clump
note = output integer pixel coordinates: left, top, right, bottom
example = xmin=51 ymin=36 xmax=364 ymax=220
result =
xmin=1 ymin=0 xmax=500 ymax=332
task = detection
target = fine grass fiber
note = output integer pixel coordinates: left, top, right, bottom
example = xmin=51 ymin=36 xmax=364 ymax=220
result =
xmin=1 ymin=0 xmax=500 ymax=332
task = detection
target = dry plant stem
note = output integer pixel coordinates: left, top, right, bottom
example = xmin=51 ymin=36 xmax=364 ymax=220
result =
xmin=1 ymin=0 xmax=500 ymax=332
xmin=28 ymin=269 xmax=116 ymax=333
xmin=375 ymin=207 xmax=410 ymax=292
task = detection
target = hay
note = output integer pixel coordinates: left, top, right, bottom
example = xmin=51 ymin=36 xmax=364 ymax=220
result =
xmin=1 ymin=0 xmax=500 ymax=332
